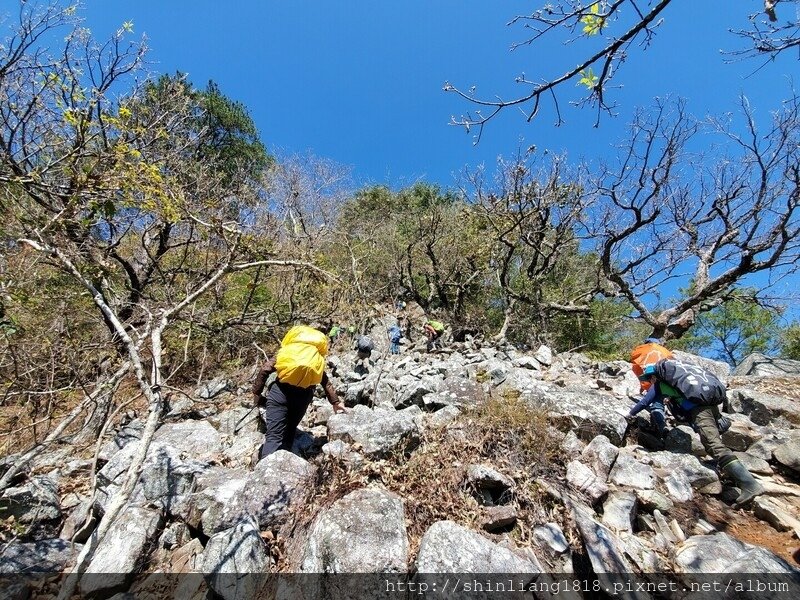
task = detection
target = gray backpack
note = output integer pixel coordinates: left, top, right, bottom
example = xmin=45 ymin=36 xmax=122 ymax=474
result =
xmin=654 ymin=359 xmax=727 ymax=406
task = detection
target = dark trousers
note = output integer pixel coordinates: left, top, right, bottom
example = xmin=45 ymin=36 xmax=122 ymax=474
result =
xmin=259 ymin=381 xmax=314 ymax=459
xmin=690 ymin=404 xmax=733 ymax=464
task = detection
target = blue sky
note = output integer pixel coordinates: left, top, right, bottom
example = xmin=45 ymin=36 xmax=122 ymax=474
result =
xmin=72 ymin=1 xmax=798 ymax=329
xmin=78 ymin=1 xmax=797 ymax=189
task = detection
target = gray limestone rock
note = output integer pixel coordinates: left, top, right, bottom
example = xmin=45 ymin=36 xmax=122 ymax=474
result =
xmin=560 ymin=430 xmax=585 ymax=457
xmin=634 ymin=489 xmax=674 ymax=513
xmin=608 ymin=452 xmax=655 ymax=490
xmin=570 ymin=501 xmax=635 ymax=575
xmin=97 ymin=420 xmax=144 ymax=462
xmin=480 ymin=505 xmax=518 ymax=532
xmin=153 ymin=420 xmax=224 ymax=460
xmin=647 ymin=451 xmax=721 ymax=494
xmin=0 ymin=475 xmax=61 ymax=524
xmin=81 ymin=506 xmax=162 ymax=596
xmin=601 ymin=491 xmax=637 ymax=533
xmin=415 ymin=520 xmax=542 ymax=573
xmin=532 ymin=523 xmax=570 ymax=555
xmin=539 ymin=389 xmax=629 ymax=445
xmin=465 ymin=464 xmax=514 ymax=491
xmin=200 ymin=450 xmax=315 ymax=535
xmin=581 ymin=435 xmax=619 ymax=480
xmin=0 ymin=539 xmax=81 ymax=574
xmin=773 ymin=439 xmax=800 ymax=474
xmin=664 ymin=425 xmax=706 ymax=457
xmin=327 ymin=405 xmax=421 ymax=457
xmin=753 ymin=496 xmax=800 ymax=535
xmin=426 ymin=405 xmax=461 ymax=428
xmin=209 ymin=407 xmax=260 ymax=436
xmin=674 ymin=532 xmax=799 ymax=574
xmin=733 ymin=451 xmax=773 ymax=475
xmin=534 ymin=345 xmax=553 ymax=367
xmin=733 ymin=353 xmax=800 ymax=377
xmin=300 ymin=487 xmax=408 ymax=573
xmin=185 ymin=466 xmax=249 ymax=530
xmin=195 ymin=377 xmax=230 ymax=399
xmin=727 ymin=388 xmax=800 ymax=426
xmin=201 ymin=517 xmax=270 ymax=600
xmin=566 ymin=460 xmax=608 ymax=503
xmin=720 ymin=418 xmax=763 ymax=452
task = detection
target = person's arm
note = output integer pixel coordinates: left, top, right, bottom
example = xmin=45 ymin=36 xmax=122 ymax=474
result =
xmin=629 ymin=385 xmax=657 ymax=417
xmin=251 ymin=358 xmax=276 ymax=403
xmin=321 ymin=371 xmax=346 ymax=413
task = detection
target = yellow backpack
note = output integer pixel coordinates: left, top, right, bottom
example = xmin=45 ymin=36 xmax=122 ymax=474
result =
xmin=274 ymin=326 xmax=329 ymax=388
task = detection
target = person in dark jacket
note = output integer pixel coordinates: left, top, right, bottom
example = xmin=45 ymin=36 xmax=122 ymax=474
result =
xmin=252 ymin=358 xmax=345 ymax=459
xmin=634 ymin=363 xmax=764 ymax=506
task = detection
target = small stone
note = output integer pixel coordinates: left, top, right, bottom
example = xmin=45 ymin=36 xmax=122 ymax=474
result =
xmin=480 ymin=505 xmax=518 ymax=532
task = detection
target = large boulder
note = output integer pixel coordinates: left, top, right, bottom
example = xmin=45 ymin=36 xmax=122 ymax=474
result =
xmin=423 ymin=377 xmax=486 ymax=411
xmin=608 ymin=452 xmax=655 ymax=490
xmin=327 ymin=405 xmax=421 ymax=457
xmin=534 ymin=389 xmax=629 ymax=445
xmin=201 ymin=517 xmax=271 ymax=600
xmin=153 ymin=420 xmax=224 ymax=460
xmin=674 ymin=532 xmax=799 ymax=574
xmin=415 ymin=520 xmax=542 ymax=573
xmin=570 ymin=501 xmax=635 ymax=574
xmin=0 ymin=475 xmax=61 ymax=524
xmin=209 ymin=407 xmax=260 ymax=436
xmin=95 ymin=439 xmax=208 ymax=516
xmin=581 ymin=435 xmax=619 ymax=480
xmin=727 ymin=389 xmax=800 ymax=426
xmin=733 ymin=353 xmax=800 ymax=377
xmin=80 ymin=506 xmax=162 ymax=596
xmin=0 ymin=539 xmax=81 ymax=574
xmin=300 ymin=487 xmax=408 ymax=573
xmin=773 ymin=439 xmax=800 ymax=475
xmin=184 ymin=466 xmax=249 ymax=530
xmin=566 ymin=461 xmax=608 ymax=503
xmin=200 ymin=450 xmax=315 ymax=535
xmin=647 ymin=452 xmax=721 ymax=494
xmin=601 ymin=491 xmax=637 ymax=533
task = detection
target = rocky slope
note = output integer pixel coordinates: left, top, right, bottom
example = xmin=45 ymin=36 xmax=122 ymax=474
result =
xmin=1 ymin=325 xmax=799 ymax=598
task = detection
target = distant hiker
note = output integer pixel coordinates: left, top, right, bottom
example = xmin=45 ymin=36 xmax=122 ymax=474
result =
xmin=423 ymin=319 xmax=445 ymax=352
xmin=252 ymin=326 xmax=345 ymax=459
xmin=634 ymin=359 xmax=764 ymax=506
xmin=388 ymin=321 xmax=403 ymax=355
xmin=628 ymin=338 xmax=674 ymax=437
xmin=327 ymin=324 xmax=341 ymax=347
xmin=395 ymin=299 xmax=407 ymax=311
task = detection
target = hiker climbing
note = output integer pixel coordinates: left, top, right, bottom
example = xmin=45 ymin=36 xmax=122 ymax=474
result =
xmin=388 ymin=320 xmax=403 ymax=355
xmin=628 ymin=337 xmax=674 ymax=439
xmin=251 ymin=325 xmax=346 ymax=459
xmin=634 ymin=359 xmax=765 ymax=507
xmin=424 ymin=319 xmax=445 ymax=352
xmin=327 ymin=323 xmax=341 ymax=348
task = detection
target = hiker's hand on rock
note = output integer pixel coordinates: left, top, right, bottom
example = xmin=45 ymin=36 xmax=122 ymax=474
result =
xmin=625 ymin=414 xmax=636 ymax=424
xmin=331 ymin=401 xmax=347 ymax=414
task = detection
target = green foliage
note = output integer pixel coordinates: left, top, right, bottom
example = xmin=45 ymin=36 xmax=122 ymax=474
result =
xmin=533 ymin=297 xmax=633 ymax=356
xmin=676 ymin=291 xmax=781 ymax=365
xmin=779 ymin=322 xmax=800 ymax=360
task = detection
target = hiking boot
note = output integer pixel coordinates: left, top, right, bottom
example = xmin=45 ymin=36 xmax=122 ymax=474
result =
xmin=721 ymin=458 xmax=765 ymax=507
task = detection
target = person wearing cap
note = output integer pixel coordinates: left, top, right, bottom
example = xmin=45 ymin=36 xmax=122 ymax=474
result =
xmin=628 ymin=337 xmax=674 ymax=438
xmin=633 ymin=362 xmax=764 ymax=507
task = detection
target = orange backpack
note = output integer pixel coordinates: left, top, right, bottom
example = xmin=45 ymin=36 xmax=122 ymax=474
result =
xmin=630 ymin=342 xmax=673 ymax=392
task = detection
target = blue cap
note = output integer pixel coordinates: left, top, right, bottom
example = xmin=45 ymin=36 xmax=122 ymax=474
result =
xmin=644 ymin=337 xmax=662 ymax=344
xmin=638 ymin=364 xmax=657 ymax=380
